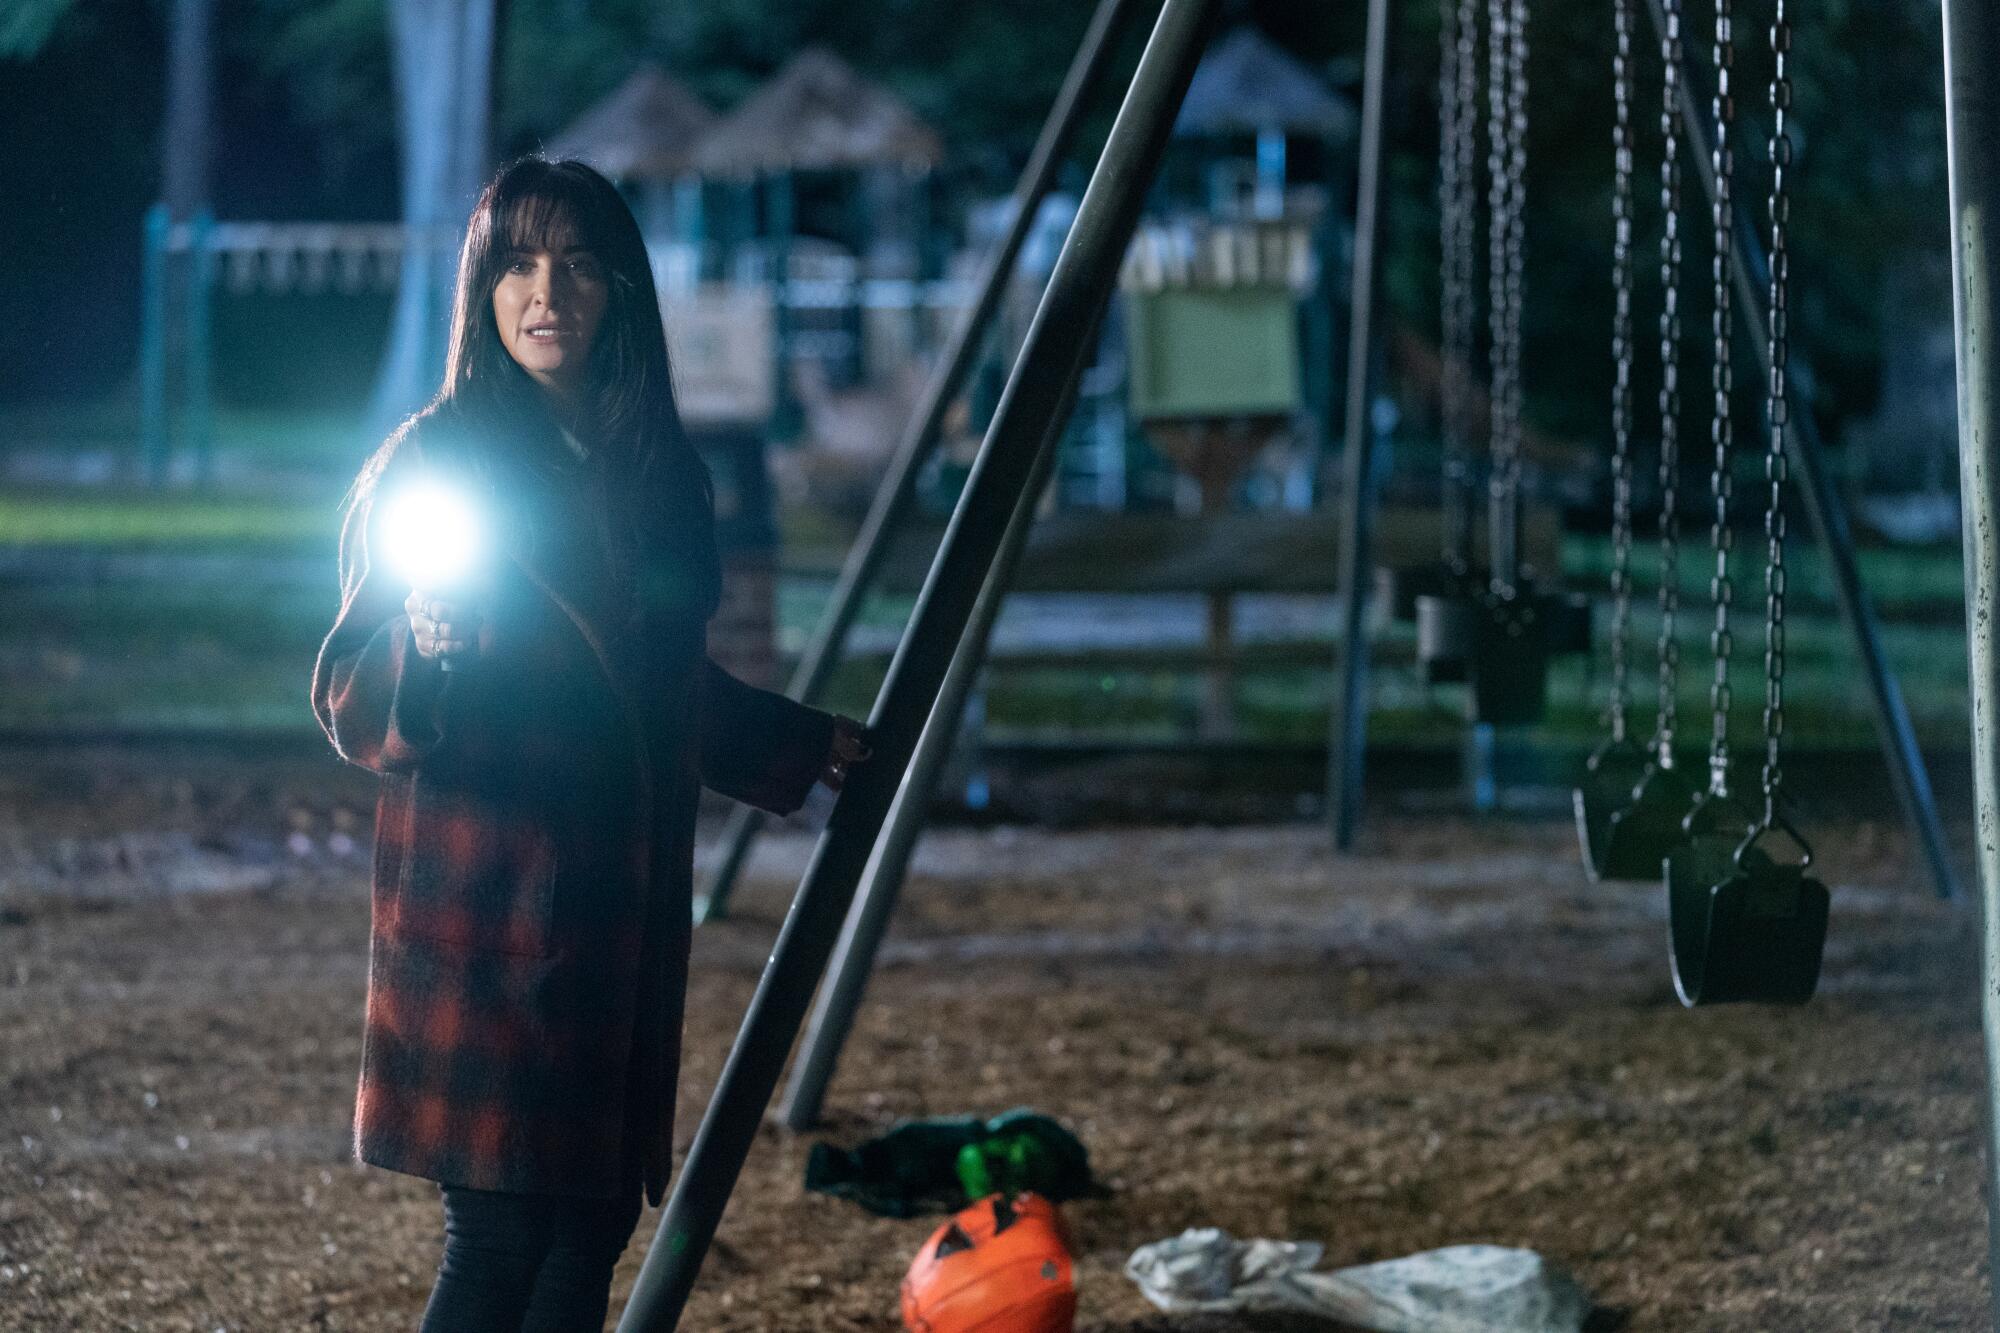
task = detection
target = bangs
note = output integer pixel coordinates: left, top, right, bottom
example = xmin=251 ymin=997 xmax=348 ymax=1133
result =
xmin=494 ymin=185 xmax=602 ymax=260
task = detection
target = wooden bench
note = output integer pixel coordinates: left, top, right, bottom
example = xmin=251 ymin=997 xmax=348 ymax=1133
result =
xmin=779 ymin=507 xmax=1564 ymax=739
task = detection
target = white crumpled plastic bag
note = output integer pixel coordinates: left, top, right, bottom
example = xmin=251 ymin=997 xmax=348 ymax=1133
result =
xmin=1125 ymin=1228 xmax=1589 ymax=1333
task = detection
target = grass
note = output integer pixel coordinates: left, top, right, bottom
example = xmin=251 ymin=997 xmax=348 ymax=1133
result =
xmin=1 ymin=567 xmax=1969 ymax=747
xmin=0 ymin=397 xmax=375 ymax=468
xmin=0 ymin=480 xmax=880 ymax=555
xmin=902 ymin=619 xmax=1971 ymax=752
xmin=0 ymin=465 xmax=1974 ymax=747
xmin=725 ymin=581 xmax=1979 ymax=753
xmin=1561 ymin=532 xmax=1967 ymax=618
xmin=0 ymin=490 xmax=340 ymax=548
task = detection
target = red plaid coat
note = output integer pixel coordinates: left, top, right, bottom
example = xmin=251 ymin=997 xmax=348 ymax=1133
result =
xmin=312 ymin=405 xmax=834 ymax=1206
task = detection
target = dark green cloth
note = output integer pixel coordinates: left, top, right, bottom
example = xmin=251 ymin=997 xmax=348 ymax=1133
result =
xmin=804 ymin=1108 xmax=1099 ymax=1219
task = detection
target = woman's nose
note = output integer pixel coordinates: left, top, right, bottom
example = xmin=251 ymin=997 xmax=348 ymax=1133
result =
xmin=528 ymin=270 xmax=554 ymax=308
xmin=527 ymin=264 xmax=572 ymax=311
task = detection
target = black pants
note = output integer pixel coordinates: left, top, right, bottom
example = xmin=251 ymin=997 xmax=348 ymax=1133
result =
xmin=419 ymin=1178 xmax=644 ymax=1333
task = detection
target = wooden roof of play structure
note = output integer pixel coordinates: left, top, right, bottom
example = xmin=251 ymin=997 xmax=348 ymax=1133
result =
xmin=691 ymin=48 xmax=944 ymax=177
xmin=1175 ymin=26 xmax=1356 ymax=141
xmin=545 ymin=63 xmax=717 ymax=180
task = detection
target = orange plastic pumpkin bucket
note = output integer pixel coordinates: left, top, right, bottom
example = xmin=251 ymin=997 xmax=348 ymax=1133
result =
xmin=900 ymin=1193 xmax=1076 ymax=1333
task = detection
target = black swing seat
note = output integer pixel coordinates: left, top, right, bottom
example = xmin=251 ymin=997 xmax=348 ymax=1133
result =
xmin=1415 ymin=589 xmax=1478 ymax=683
xmin=1414 ymin=580 xmax=1583 ymax=723
xmin=1377 ymin=562 xmax=1480 ymax=623
xmin=1469 ymin=587 xmax=1550 ymax=725
xmin=1665 ymin=829 xmax=1829 ymax=1007
xmin=1411 ymin=586 xmax=1544 ymax=716
xmin=1393 ymin=561 xmax=1485 ymax=685
xmin=1573 ymin=736 xmax=1651 ymax=878
xmin=1589 ymin=760 xmax=1696 ymax=882
xmin=1541 ymin=590 xmax=1594 ymax=657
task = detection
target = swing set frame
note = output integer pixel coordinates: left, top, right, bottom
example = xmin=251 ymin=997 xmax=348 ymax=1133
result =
xmin=606 ymin=0 xmax=2000 ymax=1324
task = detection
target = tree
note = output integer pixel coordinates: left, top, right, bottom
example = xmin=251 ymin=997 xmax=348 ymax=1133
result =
xmin=369 ymin=0 xmax=497 ymax=430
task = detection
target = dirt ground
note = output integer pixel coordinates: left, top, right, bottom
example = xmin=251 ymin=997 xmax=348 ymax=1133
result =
xmin=0 ymin=744 xmax=1988 ymax=1331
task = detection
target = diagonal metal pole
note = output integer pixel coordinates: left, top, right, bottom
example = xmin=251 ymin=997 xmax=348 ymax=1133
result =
xmin=695 ymin=0 xmax=1151 ymax=923
xmin=616 ymin=3 xmax=1221 ymax=1325
xmin=1328 ymin=0 xmax=1394 ymax=848
xmin=1942 ymin=0 xmax=2000 ymax=1313
xmin=1639 ymin=0 xmax=1959 ymax=902
xmin=776 ymin=314 xmax=1102 ymax=1133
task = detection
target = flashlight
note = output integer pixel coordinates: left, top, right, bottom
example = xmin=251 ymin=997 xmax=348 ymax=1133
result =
xmin=379 ymin=479 xmax=487 ymax=671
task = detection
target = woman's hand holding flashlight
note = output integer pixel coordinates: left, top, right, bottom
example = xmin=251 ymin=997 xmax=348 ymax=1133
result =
xmin=380 ymin=478 xmax=491 ymax=671
xmin=405 ymin=588 xmax=492 ymax=666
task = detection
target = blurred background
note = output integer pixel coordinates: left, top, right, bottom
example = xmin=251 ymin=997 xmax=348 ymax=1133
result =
xmin=0 ymin=0 xmax=1966 ymax=803
xmin=4 ymin=5 xmax=1992 ymax=1329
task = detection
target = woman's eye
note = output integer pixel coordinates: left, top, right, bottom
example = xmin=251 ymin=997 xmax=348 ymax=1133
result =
xmin=508 ymin=259 xmax=532 ymax=274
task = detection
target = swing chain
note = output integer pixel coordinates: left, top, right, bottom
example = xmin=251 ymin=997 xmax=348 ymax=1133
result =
xmin=1507 ymin=0 xmax=1529 ymax=587
xmin=1486 ymin=0 xmax=1529 ymax=594
xmin=1607 ymin=0 xmax=1637 ymax=742
xmin=1504 ymin=0 xmax=1529 ymax=480
xmin=1486 ymin=0 xmax=1511 ymax=585
xmin=1760 ymin=0 xmax=1793 ymax=829
xmin=1655 ymin=0 xmax=1684 ymax=766
xmin=1440 ymin=0 xmax=1482 ymax=570
xmin=1704 ymin=0 xmax=1736 ymax=796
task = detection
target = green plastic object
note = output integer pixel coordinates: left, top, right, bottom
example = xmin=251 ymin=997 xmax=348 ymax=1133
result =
xmin=804 ymin=1108 xmax=1098 ymax=1219
xmin=1123 ymin=286 xmax=1302 ymax=420
xmin=954 ymin=1130 xmax=1055 ymax=1201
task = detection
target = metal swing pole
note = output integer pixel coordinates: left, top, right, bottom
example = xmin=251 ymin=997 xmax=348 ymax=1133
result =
xmin=694 ymin=0 xmax=1150 ymax=923
xmin=616 ymin=3 xmax=1222 ymax=1324
xmin=777 ymin=321 xmax=1100 ymax=1132
xmin=1941 ymin=0 xmax=2000 ymax=1312
xmin=1639 ymin=0 xmax=1960 ymax=903
xmin=1328 ymin=0 xmax=1395 ymax=848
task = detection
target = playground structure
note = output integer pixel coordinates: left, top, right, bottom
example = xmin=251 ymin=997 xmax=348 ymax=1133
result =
xmin=100 ymin=2 xmax=2000 ymax=1325
xmin=130 ymin=20 xmax=1372 ymax=721
xmin=134 ymin=34 xmax=1356 ymax=510
xmin=591 ymin=0 xmax=2000 ymax=1328
xmin=694 ymin=0 xmax=1951 ymax=916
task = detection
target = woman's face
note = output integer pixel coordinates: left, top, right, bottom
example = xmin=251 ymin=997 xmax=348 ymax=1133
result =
xmin=491 ymin=245 xmax=609 ymax=402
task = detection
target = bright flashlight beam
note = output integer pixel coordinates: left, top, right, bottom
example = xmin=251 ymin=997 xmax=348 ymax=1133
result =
xmin=380 ymin=480 xmax=485 ymax=591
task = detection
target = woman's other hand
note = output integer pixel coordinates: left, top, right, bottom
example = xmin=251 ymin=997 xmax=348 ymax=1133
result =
xmin=821 ymin=716 xmax=873 ymax=790
xmin=405 ymin=588 xmax=492 ymax=664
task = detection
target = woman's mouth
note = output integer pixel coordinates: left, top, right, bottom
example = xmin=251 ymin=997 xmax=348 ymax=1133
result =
xmin=525 ymin=325 xmax=568 ymax=342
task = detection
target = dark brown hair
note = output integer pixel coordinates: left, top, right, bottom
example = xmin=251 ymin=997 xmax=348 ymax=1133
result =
xmin=353 ymin=156 xmax=721 ymax=622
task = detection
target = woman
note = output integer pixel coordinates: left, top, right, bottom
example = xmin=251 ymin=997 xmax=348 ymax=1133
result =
xmin=311 ymin=156 xmax=871 ymax=1332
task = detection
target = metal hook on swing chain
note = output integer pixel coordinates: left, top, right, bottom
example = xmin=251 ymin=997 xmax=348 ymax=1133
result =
xmin=1733 ymin=809 xmax=1814 ymax=874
